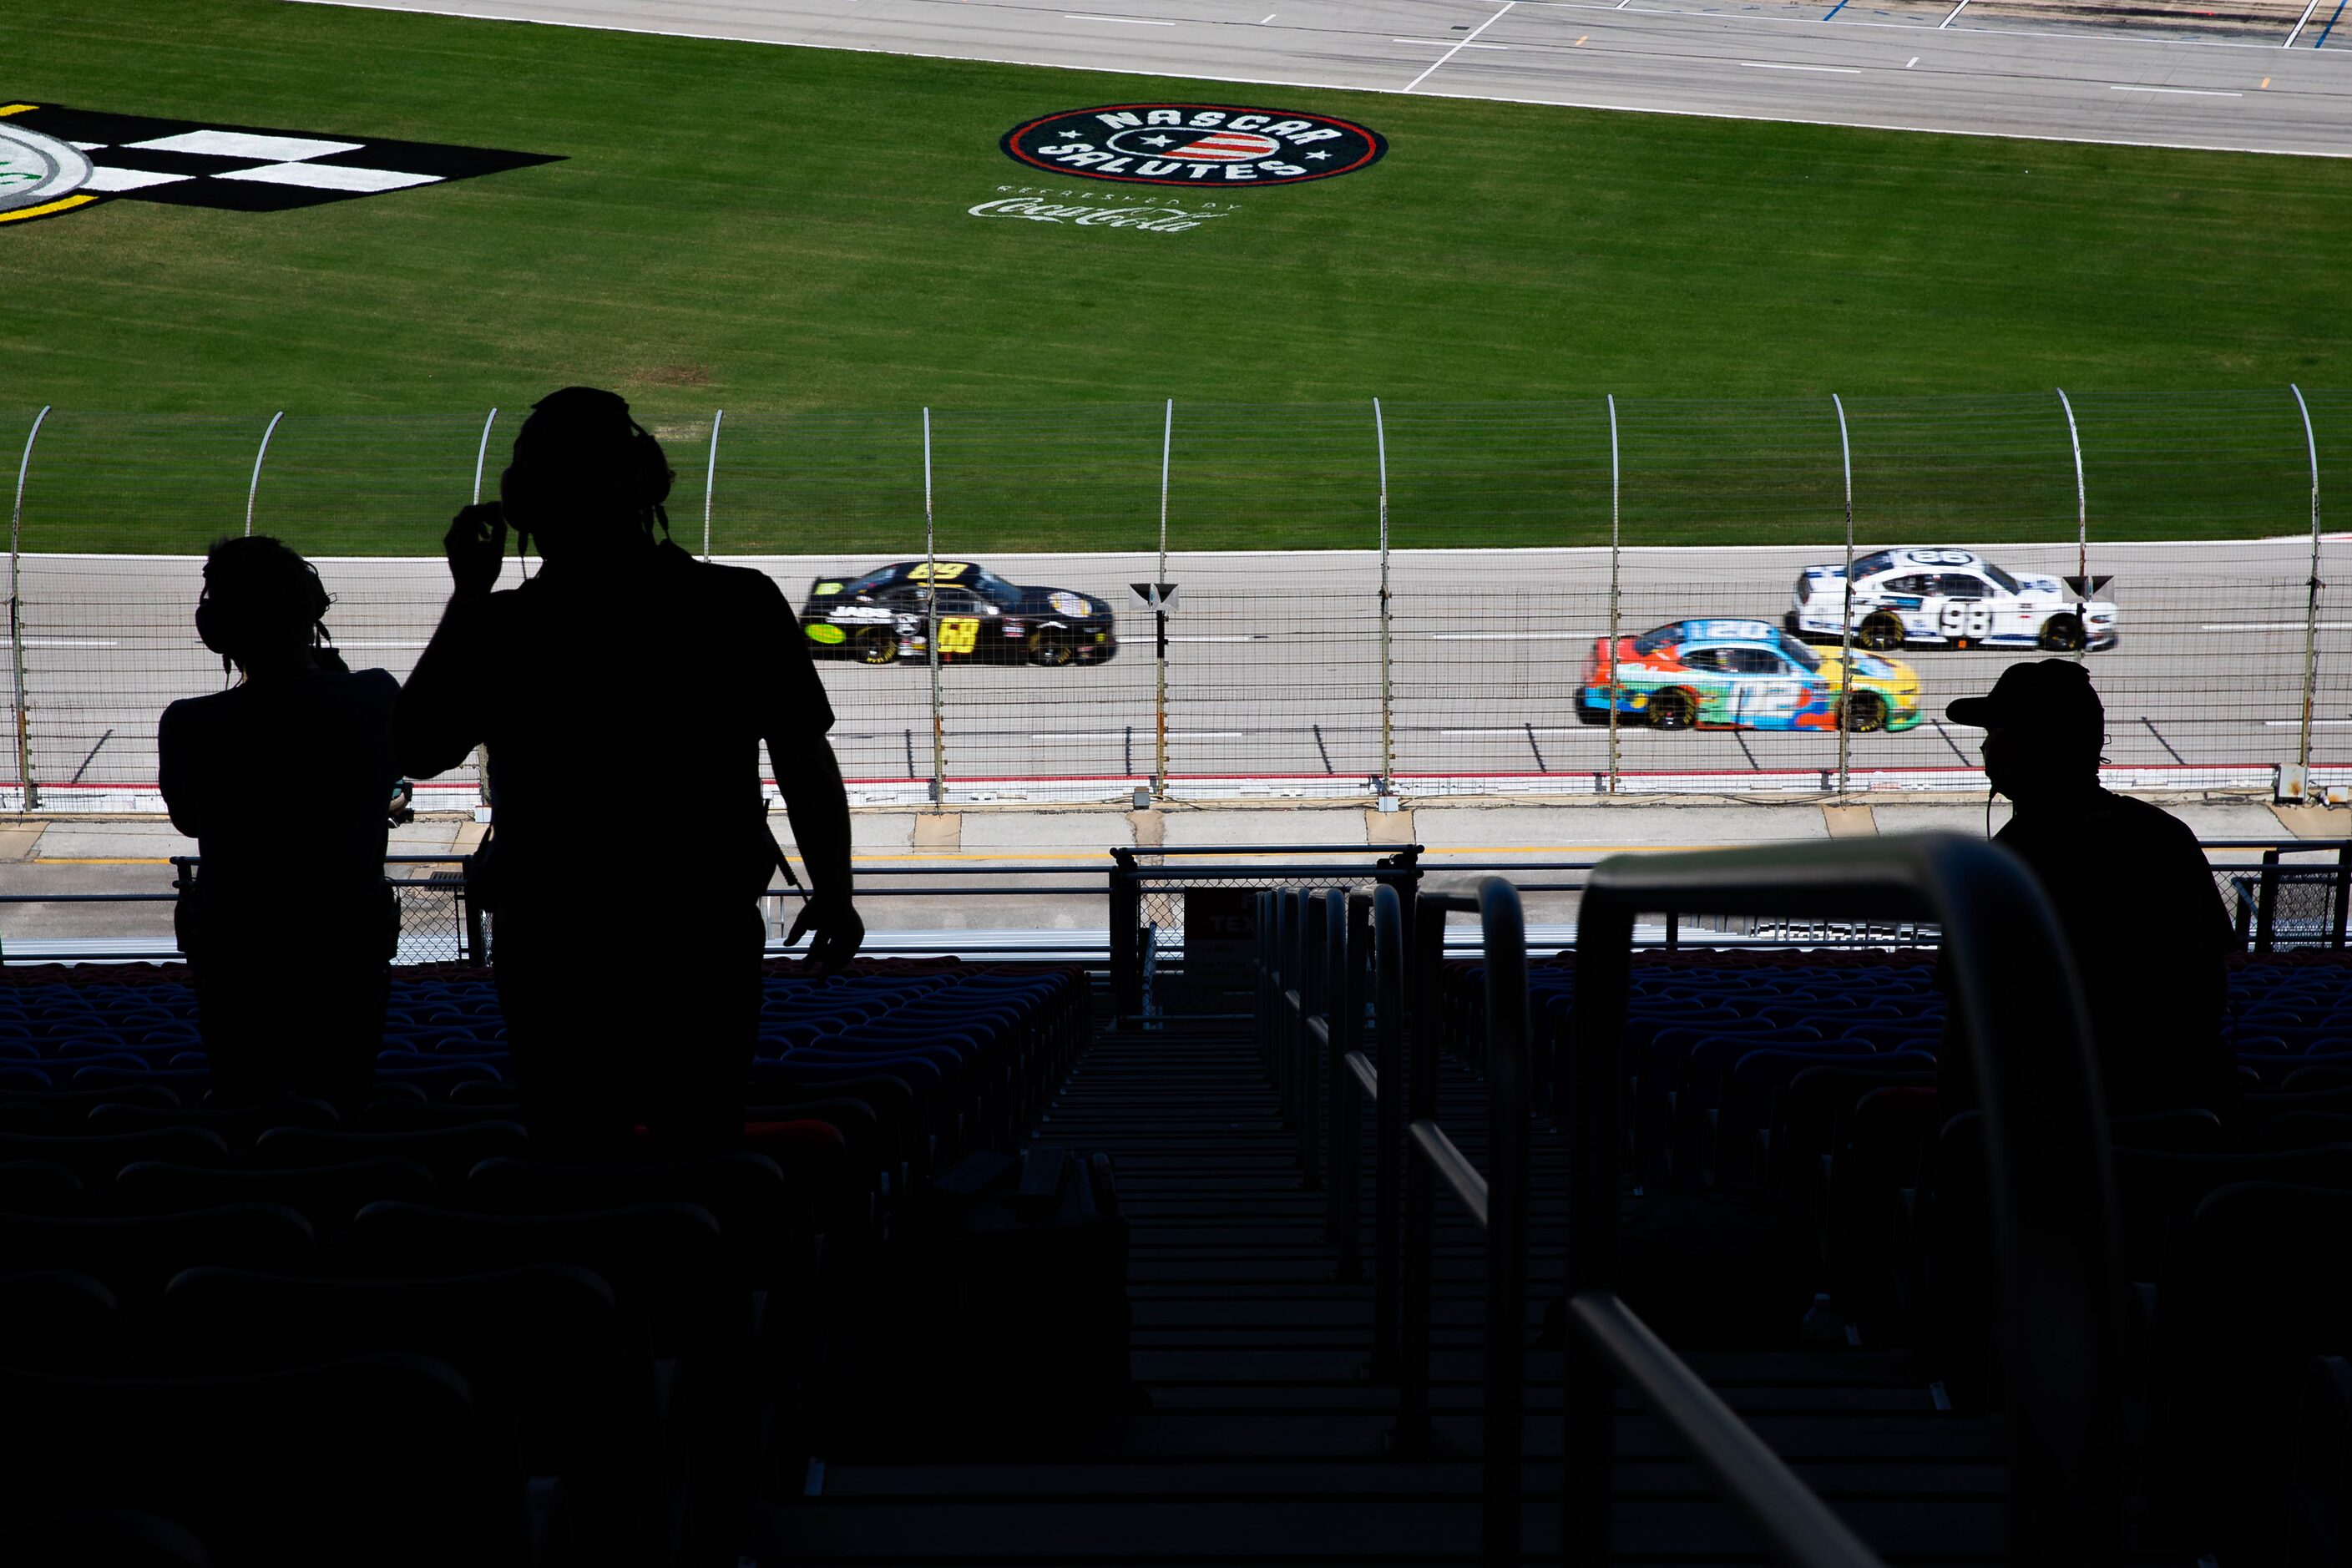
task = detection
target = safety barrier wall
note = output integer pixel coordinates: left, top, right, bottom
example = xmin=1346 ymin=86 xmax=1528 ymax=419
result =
xmin=5 ymin=392 xmax=2344 ymax=808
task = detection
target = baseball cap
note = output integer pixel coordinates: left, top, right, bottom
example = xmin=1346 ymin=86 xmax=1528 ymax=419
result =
xmin=1946 ymin=659 xmax=2103 ymax=731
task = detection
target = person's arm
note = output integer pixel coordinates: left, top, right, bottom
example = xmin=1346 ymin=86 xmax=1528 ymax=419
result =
xmin=756 ymin=573 xmax=861 ymax=971
xmin=392 ymin=503 xmax=504 ymax=779
xmin=776 ymin=735 xmax=862 ymax=972
xmin=157 ymin=701 xmax=202 ymax=839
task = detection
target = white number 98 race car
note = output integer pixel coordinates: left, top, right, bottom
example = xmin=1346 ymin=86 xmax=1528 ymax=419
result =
xmin=1786 ymin=548 xmax=2117 ymax=653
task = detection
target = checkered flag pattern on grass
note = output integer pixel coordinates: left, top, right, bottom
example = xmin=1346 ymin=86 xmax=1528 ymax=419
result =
xmin=3 ymin=104 xmax=556 ymax=216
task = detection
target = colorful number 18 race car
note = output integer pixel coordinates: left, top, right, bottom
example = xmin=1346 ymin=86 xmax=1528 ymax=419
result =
xmin=1578 ymin=620 xmax=1925 ymax=733
xmin=800 ymin=561 xmax=1120 ymax=667
xmin=1788 ymin=548 xmax=2117 ymax=652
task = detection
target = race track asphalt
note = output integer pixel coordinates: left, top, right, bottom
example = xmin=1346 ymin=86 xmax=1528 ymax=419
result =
xmin=21 ymin=537 xmax=2352 ymax=799
xmin=302 ymin=0 xmax=2352 ymax=159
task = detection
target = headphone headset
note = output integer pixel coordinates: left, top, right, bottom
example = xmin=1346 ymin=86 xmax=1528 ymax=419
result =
xmin=194 ymin=541 xmax=336 ymax=680
xmin=498 ymin=388 xmax=675 ymax=571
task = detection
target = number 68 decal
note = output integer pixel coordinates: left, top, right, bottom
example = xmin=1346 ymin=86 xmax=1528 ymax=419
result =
xmin=1938 ymin=603 xmax=1993 ymax=639
xmin=937 ymin=617 xmax=981 ymax=655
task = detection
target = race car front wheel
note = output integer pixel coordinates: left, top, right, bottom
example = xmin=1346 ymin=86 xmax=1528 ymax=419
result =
xmin=1857 ymin=613 xmax=1906 ymax=652
xmin=1839 ymin=692 xmax=1886 ymax=734
xmin=1650 ymin=689 xmax=1696 ymax=731
xmin=853 ymin=627 xmax=898 ymax=665
xmin=1027 ymin=629 xmax=1078 ymax=668
xmin=2039 ymin=615 xmax=2085 ymax=653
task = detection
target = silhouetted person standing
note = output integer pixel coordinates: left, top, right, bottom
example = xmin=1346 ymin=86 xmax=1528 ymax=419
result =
xmin=394 ymin=387 xmax=862 ymax=1158
xmin=159 ymin=537 xmax=399 ymax=1110
xmin=1942 ymin=660 xmax=2238 ymax=1116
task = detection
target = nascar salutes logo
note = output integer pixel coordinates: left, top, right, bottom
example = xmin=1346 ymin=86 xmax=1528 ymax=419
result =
xmin=1001 ymin=103 xmax=1384 ymax=187
xmin=0 ymin=103 xmax=557 ymax=226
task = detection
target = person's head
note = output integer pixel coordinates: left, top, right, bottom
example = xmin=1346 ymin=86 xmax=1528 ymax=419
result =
xmin=1947 ymin=659 xmax=2104 ymax=804
xmin=195 ymin=536 xmax=336 ymax=679
xmin=498 ymin=387 xmax=674 ymax=562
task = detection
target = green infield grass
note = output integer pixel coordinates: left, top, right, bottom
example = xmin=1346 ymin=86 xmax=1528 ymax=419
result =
xmin=3 ymin=0 xmax=2348 ymax=554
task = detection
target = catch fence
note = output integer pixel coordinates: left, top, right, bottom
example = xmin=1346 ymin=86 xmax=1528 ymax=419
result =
xmin=6 ymin=391 xmax=2347 ymax=808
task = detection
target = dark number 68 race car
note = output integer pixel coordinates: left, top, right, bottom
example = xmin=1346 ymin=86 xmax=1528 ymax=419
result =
xmin=800 ymin=560 xmax=1120 ymax=667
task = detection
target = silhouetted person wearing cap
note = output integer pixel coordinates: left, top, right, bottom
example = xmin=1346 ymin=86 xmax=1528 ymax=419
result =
xmin=1942 ymin=659 xmax=2238 ymax=1117
xmin=159 ymin=537 xmax=400 ymax=1110
xmin=393 ymin=387 xmax=862 ymax=1158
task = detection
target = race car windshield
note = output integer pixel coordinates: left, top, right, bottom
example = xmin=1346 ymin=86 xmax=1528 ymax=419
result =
xmin=1631 ymin=624 xmax=1684 ymax=655
xmin=1985 ymin=563 xmax=2021 ymax=594
xmin=969 ymin=567 xmax=1019 ymax=600
xmin=843 ymin=568 xmax=897 ymax=594
xmin=1775 ymin=632 xmax=1822 ymax=670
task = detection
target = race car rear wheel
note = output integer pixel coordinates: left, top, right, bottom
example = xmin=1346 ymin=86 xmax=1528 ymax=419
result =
xmin=1839 ymin=692 xmax=1886 ymax=734
xmin=2039 ymin=615 xmax=2085 ymax=653
xmin=1649 ymin=689 xmax=1696 ymax=731
xmin=1027 ymin=629 xmax=1078 ymax=668
xmin=1857 ymin=613 xmax=1907 ymax=652
xmin=853 ymin=627 xmax=898 ymax=665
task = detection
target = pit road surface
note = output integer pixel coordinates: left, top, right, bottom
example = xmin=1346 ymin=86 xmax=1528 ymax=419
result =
xmin=305 ymin=0 xmax=2352 ymax=158
xmin=18 ymin=539 xmax=2350 ymax=799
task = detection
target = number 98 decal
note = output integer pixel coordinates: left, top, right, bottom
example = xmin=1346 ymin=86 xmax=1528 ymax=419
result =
xmin=1938 ymin=603 xmax=1993 ymax=639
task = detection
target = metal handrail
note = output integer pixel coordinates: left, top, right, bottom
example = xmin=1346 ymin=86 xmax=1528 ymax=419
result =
xmin=1384 ymin=879 xmax=1530 ymax=1568
xmin=1568 ymin=834 xmax=2122 ymax=1566
xmin=1565 ymin=1292 xmax=1879 ymax=1568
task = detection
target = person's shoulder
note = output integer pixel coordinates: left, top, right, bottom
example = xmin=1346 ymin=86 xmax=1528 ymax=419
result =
xmin=161 ymin=688 xmax=237 ymax=729
xmin=671 ymin=549 xmax=792 ymax=609
xmin=2102 ymin=789 xmax=2201 ymax=845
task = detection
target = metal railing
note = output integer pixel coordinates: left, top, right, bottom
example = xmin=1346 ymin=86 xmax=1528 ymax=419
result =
xmin=1568 ymin=836 xmax=2124 ymax=1565
xmin=1394 ymin=880 xmax=1534 ymax=1567
xmin=1116 ymin=845 xmax=1418 ymax=1020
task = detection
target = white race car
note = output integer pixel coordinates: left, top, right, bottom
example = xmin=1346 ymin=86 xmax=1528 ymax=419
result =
xmin=1786 ymin=548 xmax=2117 ymax=653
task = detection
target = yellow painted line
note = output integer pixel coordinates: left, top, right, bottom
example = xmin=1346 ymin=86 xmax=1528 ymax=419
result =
xmin=2262 ymin=76 xmax=2272 ymax=89
xmin=0 ymin=194 xmax=100 ymax=225
xmin=1576 ymin=33 xmax=1588 ymax=43
xmin=0 ymin=104 xmax=37 ymax=116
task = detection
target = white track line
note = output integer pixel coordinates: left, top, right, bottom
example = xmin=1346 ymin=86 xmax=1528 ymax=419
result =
xmin=1395 ymin=37 xmax=1510 ymax=47
xmin=1938 ymin=0 xmax=1970 ymax=28
xmin=286 ymin=3 xmax=2352 ymax=161
xmin=2110 ymin=82 xmax=2243 ymax=95
xmin=2288 ymin=0 xmax=2324 ymax=46
xmin=1742 ymin=59 xmax=1860 ymax=71
xmin=1064 ymin=13 xmax=1174 ymax=23
xmin=1404 ymin=0 xmax=1518 ymax=92
xmin=2203 ymin=621 xmax=2352 ymax=630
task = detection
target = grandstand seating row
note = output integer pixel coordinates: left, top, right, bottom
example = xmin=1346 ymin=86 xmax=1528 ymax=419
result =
xmin=1407 ymin=944 xmax=2352 ymax=1564
xmin=0 ymin=959 xmax=1086 ymax=1567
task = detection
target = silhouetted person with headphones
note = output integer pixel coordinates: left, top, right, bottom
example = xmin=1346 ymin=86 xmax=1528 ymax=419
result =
xmin=1940 ymin=660 xmax=2238 ymax=1117
xmin=394 ymin=387 xmax=862 ymax=1157
xmin=159 ymin=537 xmax=401 ymax=1110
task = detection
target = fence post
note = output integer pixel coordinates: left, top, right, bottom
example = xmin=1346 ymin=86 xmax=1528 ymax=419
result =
xmin=244 ymin=411 xmax=285 ymax=538
xmin=1374 ymin=398 xmax=1394 ymax=797
xmin=1606 ymin=395 xmax=1621 ymax=794
xmin=1156 ymin=397 xmax=1171 ymax=798
xmin=923 ymin=408 xmax=944 ymax=809
xmin=702 ymin=407 xmax=725 ymax=561
xmin=1834 ymin=394 xmax=1854 ymax=796
xmin=2057 ymin=388 xmax=2090 ymax=665
xmin=2294 ymin=384 xmax=2322 ymax=776
xmin=469 ymin=407 xmax=499 ymax=812
xmin=1109 ymin=851 xmax=1141 ymax=1016
xmin=9 ymin=406 xmax=48 ymax=811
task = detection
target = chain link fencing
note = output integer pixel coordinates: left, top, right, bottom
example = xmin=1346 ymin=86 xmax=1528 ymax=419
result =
xmin=6 ymin=391 xmax=2344 ymax=807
